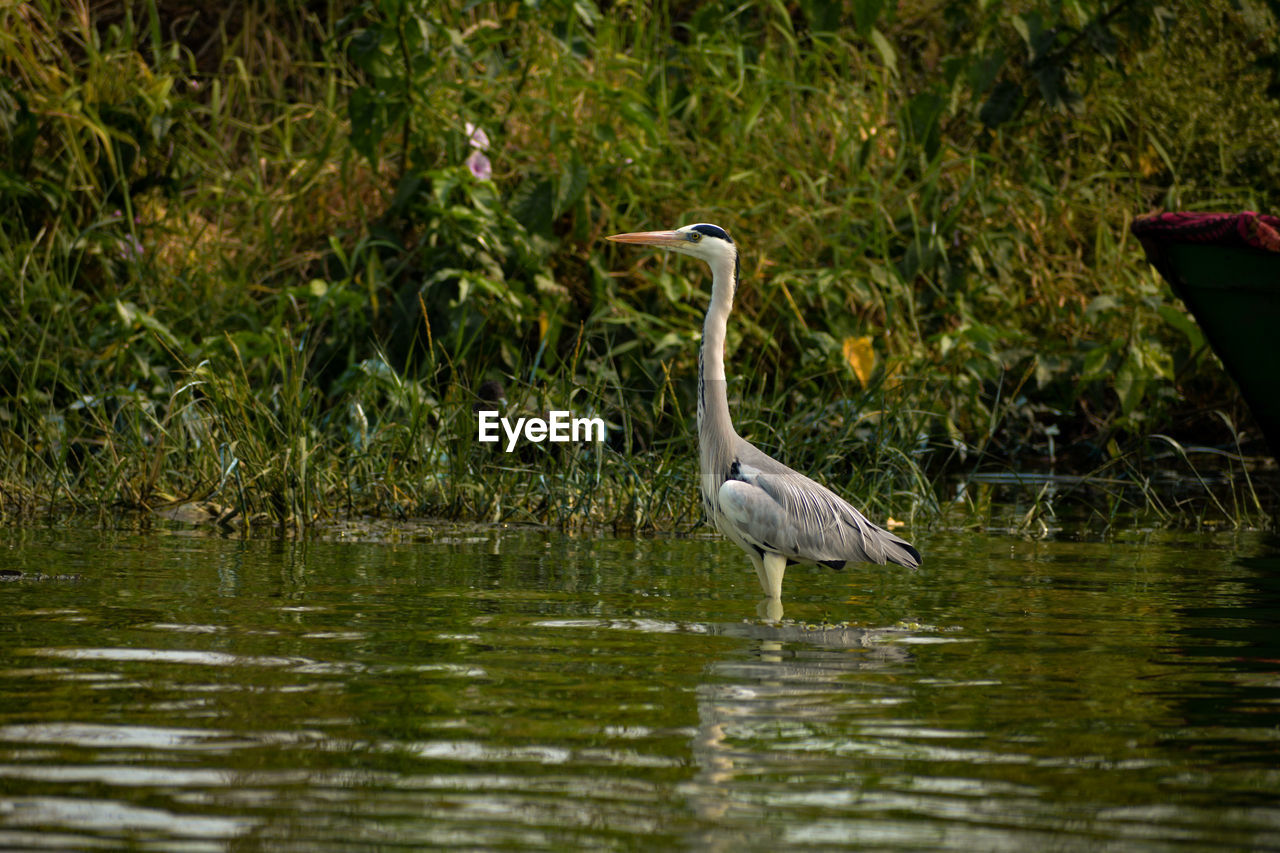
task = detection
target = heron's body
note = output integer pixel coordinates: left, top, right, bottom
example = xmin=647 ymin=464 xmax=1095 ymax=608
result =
xmin=609 ymin=223 xmax=921 ymax=603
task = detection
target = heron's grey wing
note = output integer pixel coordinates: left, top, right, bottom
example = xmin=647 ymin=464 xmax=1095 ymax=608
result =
xmin=719 ymin=444 xmax=921 ymax=570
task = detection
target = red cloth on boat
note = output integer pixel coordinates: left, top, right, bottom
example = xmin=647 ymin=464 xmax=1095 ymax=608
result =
xmin=1130 ymin=211 xmax=1280 ymax=252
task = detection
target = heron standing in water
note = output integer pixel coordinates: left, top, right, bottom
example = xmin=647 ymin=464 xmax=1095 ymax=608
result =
xmin=607 ymin=224 xmax=921 ymax=613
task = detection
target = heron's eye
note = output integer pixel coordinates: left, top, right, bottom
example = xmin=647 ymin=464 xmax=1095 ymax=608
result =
xmin=688 ymin=232 xmax=702 ymax=242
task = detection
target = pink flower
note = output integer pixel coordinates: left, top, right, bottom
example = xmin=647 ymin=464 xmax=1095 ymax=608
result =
xmin=464 ymin=121 xmax=491 ymax=180
xmin=116 ymin=233 xmax=144 ymax=261
xmin=466 ymin=150 xmax=491 ymax=180
xmin=465 ymin=122 xmax=490 ymax=152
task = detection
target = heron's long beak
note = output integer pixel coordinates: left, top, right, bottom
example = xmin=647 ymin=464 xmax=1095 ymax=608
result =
xmin=606 ymin=230 xmax=686 ymax=248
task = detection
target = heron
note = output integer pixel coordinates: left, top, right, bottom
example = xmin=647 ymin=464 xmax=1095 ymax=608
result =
xmin=607 ymin=223 xmax=921 ymax=611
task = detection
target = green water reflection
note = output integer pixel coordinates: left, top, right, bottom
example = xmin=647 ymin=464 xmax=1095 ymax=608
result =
xmin=0 ymin=526 xmax=1277 ymax=849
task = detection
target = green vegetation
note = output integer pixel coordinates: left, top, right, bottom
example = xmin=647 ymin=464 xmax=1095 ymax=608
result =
xmin=1 ymin=0 xmax=1277 ymax=532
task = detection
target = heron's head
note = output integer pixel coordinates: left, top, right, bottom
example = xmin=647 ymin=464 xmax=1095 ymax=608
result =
xmin=606 ymin=223 xmax=736 ymax=267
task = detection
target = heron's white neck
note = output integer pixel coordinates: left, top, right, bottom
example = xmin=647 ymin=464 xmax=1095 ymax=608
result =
xmin=698 ymin=246 xmax=739 ymax=469
xmin=700 ymin=250 xmax=736 ymax=380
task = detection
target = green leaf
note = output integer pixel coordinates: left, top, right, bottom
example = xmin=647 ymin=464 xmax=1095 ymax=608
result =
xmin=1035 ymin=63 xmax=1081 ymax=113
xmin=1010 ymin=15 xmax=1031 ymax=49
xmin=618 ymin=100 xmax=658 ymax=142
xmin=901 ymin=90 xmax=945 ymax=159
xmin=978 ymin=79 xmax=1021 ymax=129
xmin=115 ymin=300 xmax=180 ymax=350
xmin=510 ymin=177 xmax=555 ymax=236
xmin=347 ymin=28 xmax=384 ymax=76
xmin=1115 ymin=355 xmax=1144 ymax=416
xmin=803 ymin=0 xmax=845 ymax=34
xmin=869 ymin=27 xmax=897 ymax=76
xmin=1084 ymin=295 xmax=1118 ymax=317
xmin=1079 ymin=343 xmax=1115 ymax=381
xmin=555 ymin=154 xmax=589 ymax=218
xmin=1156 ymin=305 xmax=1206 ymax=352
xmin=348 ymin=86 xmax=381 ymax=165
xmin=967 ymin=49 xmax=1006 ymax=94
xmin=850 ymin=0 xmax=885 ymax=36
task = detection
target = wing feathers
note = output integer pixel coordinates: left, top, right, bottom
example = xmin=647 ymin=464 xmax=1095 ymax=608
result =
xmin=718 ymin=444 xmax=920 ymax=570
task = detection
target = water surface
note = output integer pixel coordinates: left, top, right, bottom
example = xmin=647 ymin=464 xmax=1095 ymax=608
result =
xmin=1 ymin=524 xmax=1278 ymax=849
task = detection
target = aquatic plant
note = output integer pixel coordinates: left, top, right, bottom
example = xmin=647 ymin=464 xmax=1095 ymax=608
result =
xmin=0 ymin=0 xmax=1277 ymax=531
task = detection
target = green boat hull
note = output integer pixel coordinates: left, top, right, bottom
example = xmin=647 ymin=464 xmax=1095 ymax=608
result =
xmin=1154 ymin=241 xmax=1280 ymax=458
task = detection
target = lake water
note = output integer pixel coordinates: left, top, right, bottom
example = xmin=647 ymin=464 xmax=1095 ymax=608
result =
xmin=1 ymin=523 xmax=1278 ymax=850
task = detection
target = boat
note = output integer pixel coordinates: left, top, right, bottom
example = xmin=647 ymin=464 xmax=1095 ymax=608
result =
xmin=1131 ymin=211 xmax=1280 ymax=459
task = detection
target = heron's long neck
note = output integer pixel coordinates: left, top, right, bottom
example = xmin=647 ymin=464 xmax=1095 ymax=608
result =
xmin=698 ymin=248 xmax=739 ymax=482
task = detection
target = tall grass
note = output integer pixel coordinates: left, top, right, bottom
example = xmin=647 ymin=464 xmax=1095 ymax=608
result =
xmin=1 ymin=0 xmax=1277 ymax=531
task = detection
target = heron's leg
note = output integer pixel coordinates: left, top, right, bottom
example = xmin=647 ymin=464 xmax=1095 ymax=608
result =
xmin=756 ymin=597 xmax=784 ymax=621
xmin=760 ymin=552 xmax=786 ymax=600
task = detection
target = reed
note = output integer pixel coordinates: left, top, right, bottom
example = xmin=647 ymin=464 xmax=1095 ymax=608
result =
xmin=0 ymin=0 xmax=1276 ymax=530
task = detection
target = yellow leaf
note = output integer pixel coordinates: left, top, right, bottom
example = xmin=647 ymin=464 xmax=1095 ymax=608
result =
xmin=842 ymin=336 xmax=875 ymax=386
xmin=1139 ymin=144 xmax=1162 ymax=177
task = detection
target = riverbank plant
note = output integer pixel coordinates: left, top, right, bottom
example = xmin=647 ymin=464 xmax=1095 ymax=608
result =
xmin=2 ymin=0 xmax=1278 ymax=531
